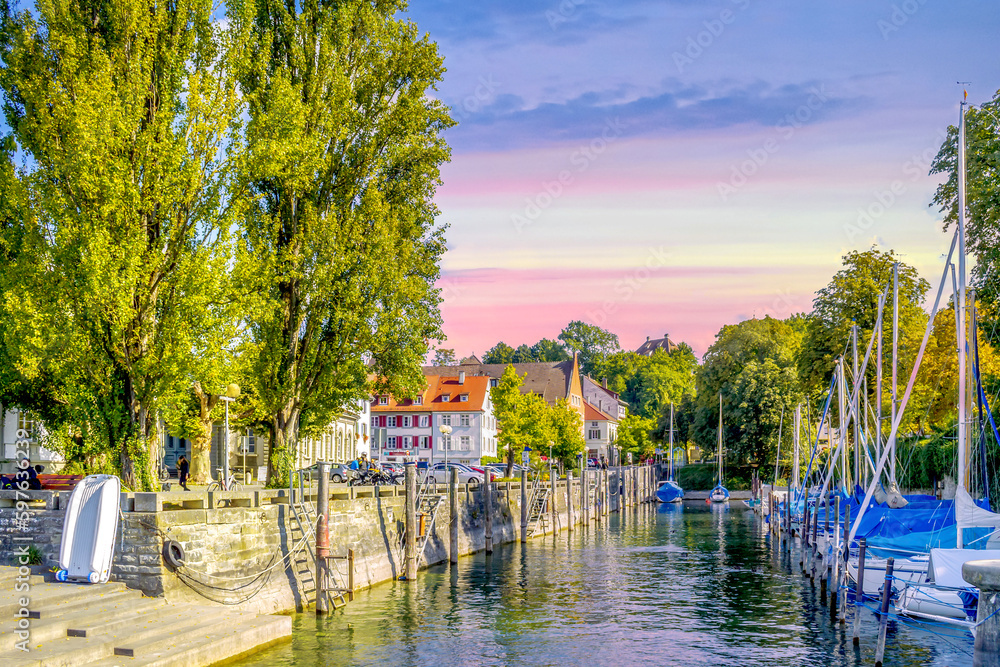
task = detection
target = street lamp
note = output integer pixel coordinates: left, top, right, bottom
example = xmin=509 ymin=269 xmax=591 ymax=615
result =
xmin=440 ymin=423 xmax=452 ymax=468
xmin=220 ymin=383 xmax=240 ymax=485
xmin=548 ymin=440 xmax=554 ymax=475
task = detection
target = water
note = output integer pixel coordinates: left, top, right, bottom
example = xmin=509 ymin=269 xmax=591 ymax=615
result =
xmin=239 ymin=503 xmax=974 ymax=666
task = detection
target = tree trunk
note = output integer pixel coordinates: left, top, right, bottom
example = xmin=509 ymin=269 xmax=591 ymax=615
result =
xmin=190 ymin=419 xmax=214 ymax=484
xmin=266 ymin=408 xmax=298 ymax=489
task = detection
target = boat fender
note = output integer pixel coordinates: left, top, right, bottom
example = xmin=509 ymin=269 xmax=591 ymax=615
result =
xmin=162 ymin=540 xmax=185 ymax=569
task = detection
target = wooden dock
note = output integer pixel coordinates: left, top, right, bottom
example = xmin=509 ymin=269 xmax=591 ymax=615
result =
xmin=0 ymin=567 xmax=290 ymax=666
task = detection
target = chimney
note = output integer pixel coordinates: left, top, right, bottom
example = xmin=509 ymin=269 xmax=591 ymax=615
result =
xmin=646 ymin=336 xmax=650 ymax=342
xmin=664 ymin=333 xmax=669 ymax=340
xmin=602 ymin=377 xmax=608 ymax=388
xmin=458 ymin=371 xmax=465 ymax=385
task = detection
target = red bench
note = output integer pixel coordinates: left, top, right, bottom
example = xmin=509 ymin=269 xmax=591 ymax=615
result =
xmin=37 ymin=474 xmax=85 ymax=491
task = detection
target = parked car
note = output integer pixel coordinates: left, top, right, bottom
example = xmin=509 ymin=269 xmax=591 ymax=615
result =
xmin=304 ymin=461 xmax=355 ymax=483
xmin=422 ymin=462 xmax=483 ymax=485
xmin=485 ymin=463 xmax=528 ymax=477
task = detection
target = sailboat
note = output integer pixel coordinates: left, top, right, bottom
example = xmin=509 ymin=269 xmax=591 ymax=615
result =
xmin=710 ymin=393 xmax=730 ymax=502
xmin=656 ymin=403 xmax=684 ymax=503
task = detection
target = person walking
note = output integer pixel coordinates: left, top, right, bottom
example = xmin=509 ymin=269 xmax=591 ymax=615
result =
xmin=177 ymin=455 xmax=190 ymax=491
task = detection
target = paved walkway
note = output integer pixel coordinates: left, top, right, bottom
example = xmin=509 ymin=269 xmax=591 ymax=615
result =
xmin=0 ymin=567 xmax=290 ymax=666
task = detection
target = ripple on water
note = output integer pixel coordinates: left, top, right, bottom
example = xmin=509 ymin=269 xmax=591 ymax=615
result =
xmin=236 ymin=504 xmax=973 ymax=667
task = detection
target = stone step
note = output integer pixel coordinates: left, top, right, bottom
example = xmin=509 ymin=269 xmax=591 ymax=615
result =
xmin=0 ymin=582 xmax=127 ymax=618
xmin=109 ymin=610 xmax=256 ymax=659
xmin=0 ymin=590 xmax=152 ymax=649
xmin=29 ymin=588 xmax=143 ymax=621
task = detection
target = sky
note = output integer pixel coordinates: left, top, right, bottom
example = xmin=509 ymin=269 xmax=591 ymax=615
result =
xmin=404 ymin=0 xmax=1000 ymax=359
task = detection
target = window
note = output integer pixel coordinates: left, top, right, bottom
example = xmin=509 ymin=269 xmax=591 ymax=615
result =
xmin=443 ymin=436 xmax=452 ymax=451
xmin=419 ymin=415 xmax=429 ymax=428
xmin=460 ymin=436 xmax=471 ymax=451
xmin=572 ymin=395 xmax=581 ymax=406
xmin=388 ymin=416 xmax=397 ymax=428
xmin=420 ymin=436 xmax=430 ymax=449
xmin=414 ymin=396 xmax=423 ymax=405
xmin=588 ymin=429 xmax=601 ymax=440
xmin=459 ymin=394 xmax=469 ymax=402
xmin=460 ymin=414 xmax=470 ymax=427
xmin=402 ymin=416 xmax=412 ymax=428
xmin=442 ymin=415 xmax=451 ymax=426
xmin=490 ymin=378 xmax=499 ymax=388
xmin=388 ymin=436 xmax=397 ymax=447
xmin=16 ymin=412 xmax=35 ymax=438
xmin=378 ymin=396 xmax=388 ymax=405
xmin=245 ymin=429 xmax=256 ymax=454
xmin=441 ymin=394 xmax=450 ymax=402
xmin=591 ymin=421 xmax=598 ymax=427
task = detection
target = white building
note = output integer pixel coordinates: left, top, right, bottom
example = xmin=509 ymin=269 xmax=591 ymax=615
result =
xmin=0 ymin=407 xmax=60 ymax=473
xmin=583 ymin=401 xmax=618 ymax=463
xmin=370 ymin=373 xmax=498 ymax=466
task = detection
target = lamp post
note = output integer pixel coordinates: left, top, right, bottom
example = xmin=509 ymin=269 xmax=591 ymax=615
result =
xmin=440 ymin=423 xmax=453 ymax=468
xmin=219 ymin=383 xmax=240 ymax=485
xmin=548 ymin=440 xmax=554 ymax=475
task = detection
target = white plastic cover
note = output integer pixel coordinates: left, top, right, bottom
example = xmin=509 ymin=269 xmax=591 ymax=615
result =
xmin=955 ymin=486 xmax=1000 ymax=529
xmin=928 ymin=548 xmax=1000 ymax=588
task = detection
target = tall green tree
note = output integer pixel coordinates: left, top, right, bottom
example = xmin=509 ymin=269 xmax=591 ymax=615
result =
xmin=0 ymin=0 xmax=240 ymax=489
xmin=729 ymin=359 xmax=801 ymax=467
xmin=558 ymin=320 xmax=620 ymax=374
xmin=483 ymin=342 xmax=516 ymax=365
xmin=616 ymin=413 xmax=656 ymax=462
xmin=233 ymin=0 xmax=453 ymax=486
xmin=491 ymin=365 xmax=550 ymax=475
xmin=531 ymin=338 xmax=570 ymax=362
xmin=432 ymin=348 xmax=457 ymax=366
xmin=930 ymin=90 xmax=1000 ymax=330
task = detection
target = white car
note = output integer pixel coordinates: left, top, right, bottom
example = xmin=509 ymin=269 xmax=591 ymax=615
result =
xmin=422 ymin=462 xmax=483 ymax=485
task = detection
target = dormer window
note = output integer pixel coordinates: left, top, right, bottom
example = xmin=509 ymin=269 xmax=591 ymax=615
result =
xmin=378 ymin=396 xmax=388 ymax=405
xmin=489 ymin=378 xmax=499 ymax=388
xmin=414 ymin=396 xmax=423 ymax=405
xmin=459 ymin=394 xmax=469 ymax=402
xmin=441 ymin=394 xmax=450 ymax=402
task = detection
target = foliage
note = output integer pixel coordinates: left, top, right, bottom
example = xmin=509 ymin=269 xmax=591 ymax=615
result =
xmin=616 ymin=414 xmax=656 ymax=462
xmin=0 ymin=0 xmax=241 ymax=489
xmin=676 ymin=463 xmax=755 ymax=491
xmin=558 ymin=320 xmax=620 ymax=374
xmin=930 ymin=89 xmax=1000 ymax=334
xmin=433 ymin=348 xmax=457 ymax=366
xmin=232 ymin=0 xmax=453 ymax=487
xmin=729 ymin=359 xmax=802 ymax=467
xmin=483 ymin=342 xmax=516 ymax=365
xmin=532 ymin=338 xmax=571 ymax=362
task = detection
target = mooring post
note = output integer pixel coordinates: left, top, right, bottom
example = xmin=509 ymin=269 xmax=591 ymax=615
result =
xmin=550 ymin=466 xmax=558 ymax=533
xmin=520 ymin=470 xmax=528 ymax=542
xmin=484 ymin=469 xmax=493 ymax=553
xmin=450 ymin=468 xmax=459 ymax=563
xmin=404 ymin=462 xmax=417 ymax=581
xmin=581 ymin=469 xmax=589 ymax=525
xmin=566 ymin=471 xmax=574 ymax=532
xmin=811 ymin=503 xmax=819 ymax=579
xmin=316 ymin=461 xmax=331 ymax=614
xmin=853 ymin=537 xmax=867 ymax=644
xmin=825 ymin=493 xmax=831 ymax=535
xmin=347 ymin=548 xmax=355 ymax=601
xmin=831 ymin=495 xmax=840 ymax=614
xmin=962 ymin=559 xmax=1000 ymax=665
xmin=839 ymin=503 xmax=851 ymax=623
xmin=874 ymin=557 xmax=894 ymax=666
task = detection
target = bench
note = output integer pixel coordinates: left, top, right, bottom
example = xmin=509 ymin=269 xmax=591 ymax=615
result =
xmin=37 ymin=474 xmax=85 ymax=491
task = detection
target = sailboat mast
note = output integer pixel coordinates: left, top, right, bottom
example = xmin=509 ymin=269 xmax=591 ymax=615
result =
xmin=718 ymin=393 xmax=723 ymax=486
xmin=877 ymin=307 xmax=883 ymax=473
xmin=838 ymin=358 xmax=848 ymax=491
xmin=793 ymin=403 xmax=801 ymax=492
xmin=957 ymin=95 xmax=969 ymax=549
xmin=852 ymin=324 xmax=861 ymax=489
xmin=669 ymin=403 xmax=675 ymax=480
xmin=891 ymin=261 xmax=899 ymax=484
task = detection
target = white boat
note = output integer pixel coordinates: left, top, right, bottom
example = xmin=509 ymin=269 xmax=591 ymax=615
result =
xmin=656 ymin=404 xmax=684 ymax=503
xmin=58 ymin=474 xmax=121 ymax=584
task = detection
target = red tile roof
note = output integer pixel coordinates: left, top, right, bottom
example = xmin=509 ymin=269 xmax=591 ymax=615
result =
xmin=584 ymin=401 xmax=615 ymax=422
xmin=371 ymin=375 xmax=490 ymax=412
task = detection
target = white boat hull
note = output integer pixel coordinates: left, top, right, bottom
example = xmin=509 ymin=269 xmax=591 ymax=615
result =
xmin=58 ymin=475 xmax=121 ymax=584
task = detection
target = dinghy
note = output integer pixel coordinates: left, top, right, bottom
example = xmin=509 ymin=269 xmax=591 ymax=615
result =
xmin=656 ymin=404 xmax=684 ymax=503
xmin=57 ymin=474 xmax=121 ymax=584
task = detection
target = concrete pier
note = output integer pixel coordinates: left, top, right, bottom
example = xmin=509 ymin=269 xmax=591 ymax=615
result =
xmin=963 ymin=559 xmax=1000 ymax=667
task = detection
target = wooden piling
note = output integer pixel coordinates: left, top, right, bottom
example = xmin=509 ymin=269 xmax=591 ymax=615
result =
xmin=811 ymin=503 xmax=819 ymax=579
xmin=550 ymin=467 xmax=557 ymax=533
xmin=874 ymin=558 xmax=894 ymax=666
xmin=582 ymin=469 xmax=589 ymax=525
xmin=839 ymin=503 xmax=851 ymax=624
xmin=316 ymin=462 xmax=330 ymax=615
xmin=566 ymin=471 xmax=574 ymax=532
xmin=853 ymin=537 xmax=867 ymax=644
xmin=451 ymin=468 xmax=459 ymax=562
xmin=484 ymin=470 xmax=493 ymax=553
xmin=404 ymin=462 xmax=417 ymax=581
xmin=347 ymin=549 xmax=355 ymax=601
xmin=520 ymin=470 xmax=528 ymax=542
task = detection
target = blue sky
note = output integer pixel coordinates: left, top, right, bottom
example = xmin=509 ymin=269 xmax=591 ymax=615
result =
xmin=406 ymin=0 xmax=1000 ymax=357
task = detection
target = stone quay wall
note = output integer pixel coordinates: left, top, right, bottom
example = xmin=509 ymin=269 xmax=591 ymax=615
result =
xmin=0 ymin=465 xmax=662 ymax=614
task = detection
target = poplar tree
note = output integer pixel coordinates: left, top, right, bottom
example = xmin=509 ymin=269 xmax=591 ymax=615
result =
xmin=231 ymin=0 xmax=453 ymax=486
xmin=0 ymin=0 xmax=240 ymax=489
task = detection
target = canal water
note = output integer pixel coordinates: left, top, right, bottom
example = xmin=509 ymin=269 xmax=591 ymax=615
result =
xmin=239 ymin=503 xmax=973 ymax=666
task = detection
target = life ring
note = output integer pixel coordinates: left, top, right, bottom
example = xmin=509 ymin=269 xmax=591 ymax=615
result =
xmin=162 ymin=540 xmax=185 ymax=569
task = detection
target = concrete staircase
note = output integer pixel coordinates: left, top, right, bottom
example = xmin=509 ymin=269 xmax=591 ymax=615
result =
xmin=0 ymin=567 xmax=290 ymax=666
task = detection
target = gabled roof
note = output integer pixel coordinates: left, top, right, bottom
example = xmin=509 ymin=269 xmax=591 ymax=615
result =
xmin=421 ymin=360 xmax=577 ymax=406
xmin=584 ymin=401 xmax=616 ymax=422
xmin=372 ymin=375 xmax=490 ymax=412
xmin=636 ymin=334 xmax=678 ymax=356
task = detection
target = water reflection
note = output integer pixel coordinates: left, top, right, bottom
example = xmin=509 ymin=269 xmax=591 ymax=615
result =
xmin=239 ymin=503 xmax=973 ymax=667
